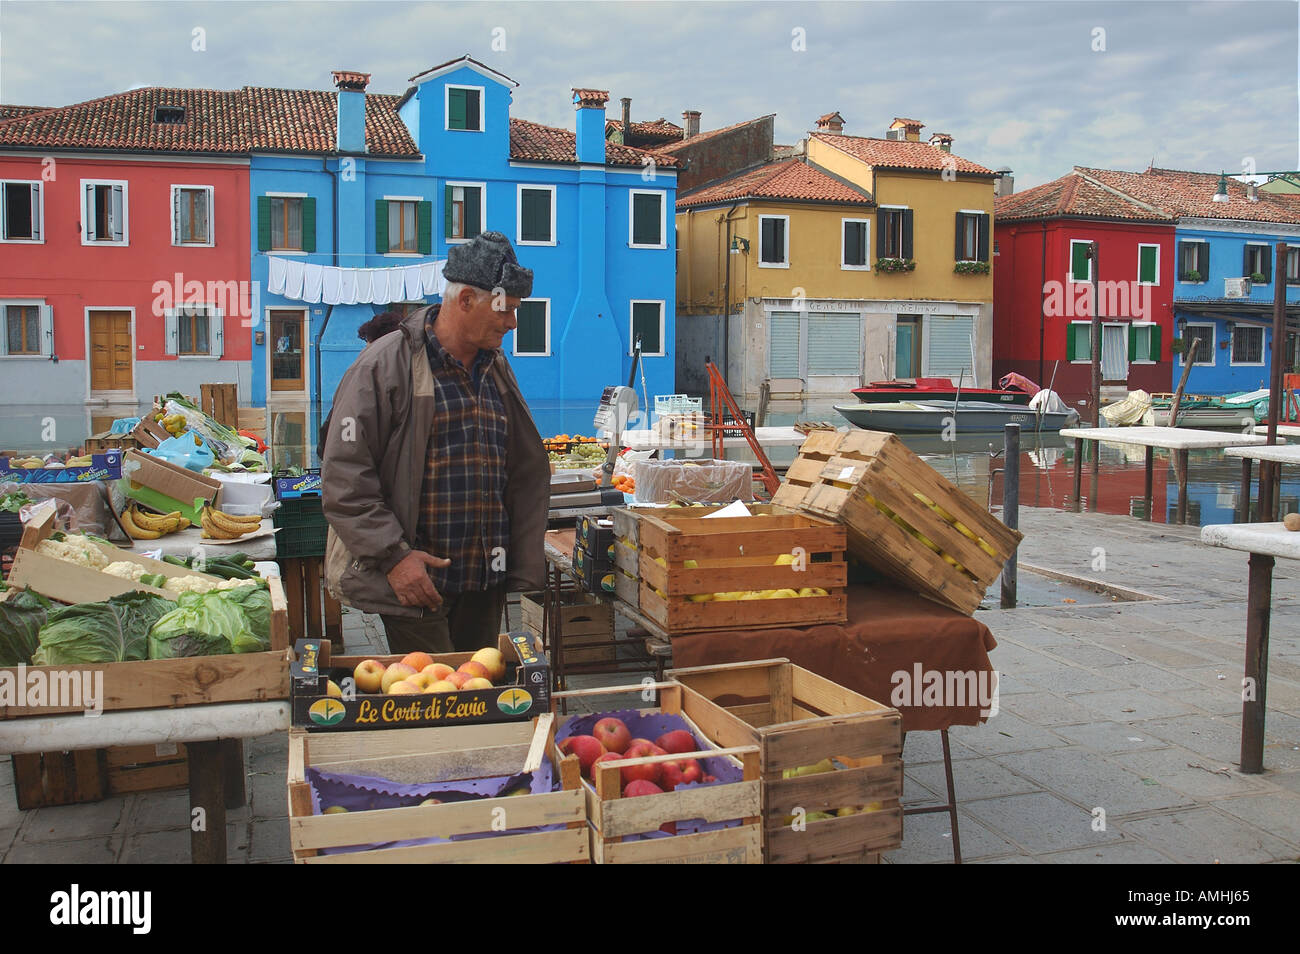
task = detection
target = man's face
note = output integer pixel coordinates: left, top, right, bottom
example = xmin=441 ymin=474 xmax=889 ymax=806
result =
xmin=465 ymin=288 xmax=520 ymax=351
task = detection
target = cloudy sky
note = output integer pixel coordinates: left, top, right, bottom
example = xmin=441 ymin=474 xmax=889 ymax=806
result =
xmin=1 ymin=0 xmax=1295 ymax=189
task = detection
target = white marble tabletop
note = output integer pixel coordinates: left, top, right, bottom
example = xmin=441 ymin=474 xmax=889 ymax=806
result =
xmin=1254 ymin=423 xmax=1300 ymax=439
xmin=1224 ymin=444 xmax=1300 ymax=465
xmin=620 ymin=426 xmax=807 ymax=451
xmin=1060 ymin=426 xmax=1275 ymax=450
xmin=1201 ymin=522 xmax=1300 ymax=561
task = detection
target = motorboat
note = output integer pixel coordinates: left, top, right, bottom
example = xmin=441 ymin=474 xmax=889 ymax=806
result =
xmin=835 ymin=399 xmax=1078 ymax=434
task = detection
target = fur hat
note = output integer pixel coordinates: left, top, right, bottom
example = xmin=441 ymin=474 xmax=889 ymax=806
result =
xmin=443 ymin=231 xmax=533 ymax=297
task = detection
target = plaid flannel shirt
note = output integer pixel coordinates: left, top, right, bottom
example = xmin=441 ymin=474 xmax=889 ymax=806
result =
xmin=416 ymin=324 xmax=510 ymax=594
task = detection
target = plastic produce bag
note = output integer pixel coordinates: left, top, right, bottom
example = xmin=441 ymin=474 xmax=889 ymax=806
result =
xmin=109 ymin=417 xmax=141 ymax=435
xmin=147 ymin=433 xmax=216 ymax=473
xmin=633 ymin=458 xmax=752 ymax=504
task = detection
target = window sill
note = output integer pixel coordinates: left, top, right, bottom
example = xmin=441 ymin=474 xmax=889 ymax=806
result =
xmin=176 ymin=354 xmax=219 ymax=360
xmin=445 ymin=127 xmax=484 ymax=133
xmin=629 ymin=243 xmax=668 ymax=250
xmin=757 ymin=261 xmax=790 ymax=269
xmin=174 ymin=241 xmax=216 ymax=249
xmin=1 ymin=354 xmax=47 ymax=360
xmin=81 ymin=239 xmax=129 ymax=247
xmin=1228 ymin=362 xmax=1266 ymax=368
xmin=513 ymin=351 xmax=552 ymax=358
xmin=382 ymin=252 xmax=424 ymax=257
xmin=518 ymin=239 xmax=557 ymax=247
xmin=269 ymin=249 xmax=309 ymax=256
xmin=841 ymin=264 xmax=871 ymax=271
xmin=0 ymin=238 xmax=44 ymax=245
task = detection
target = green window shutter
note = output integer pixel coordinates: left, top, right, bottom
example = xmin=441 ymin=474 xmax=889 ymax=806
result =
xmin=1139 ymin=246 xmax=1157 ymax=284
xmin=1201 ymin=242 xmax=1210 ymax=279
xmin=1128 ymin=324 xmax=1138 ymax=361
xmin=1243 ymin=245 xmax=1251 ymax=277
xmin=876 ymin=214 xmax=887 ymax=259
xmin=515 ymin=301 xmax=547 ymax=354
xmin=1068 ymin=323 xmax=1088 ymax=361
xmin=465 ymin=89 xmax=481 ymax=131
xmin=417 ymin=201 xmax=432 ymax=255
xmin=1150 ymin=323 xmax=1161 ymax=361
xmin=375 ymin=200 xmax=389 ymax=253
xmin=444 ymin=185 xmax=454 ymax=238
xmin=844 ymin=222 xmax=861 ymax=265
xmin=954 ymin=212 xmax=964 ymax=260
xmin=1177 ymin=241 xmax=1188 ymax=277
xmin=901 ymin=209 xmax=914 ymax=259
xmin=256 ymin=196 xmax=271 ymax=252
xmin=632 ymin=302 xmax=662 ymax=354
xmin=465 ymin=187 xmax=481 ymax=239
xmin=301 ymin=198 xmax=316 ymax=253
xmin=521 ymin=190 xmax=550 ymax=242
xmin=1262 ymin=247 xmax=1273 ymax=283
xmin=1072 ymin=242 xmax=1090 ymax=281
xmin=633 ymin=194 xmax=661 ymax=245
xmin=977 ymin=213 xmax=990 ymax=262
xmin=448 ymin=88 xmax=466 ymax=130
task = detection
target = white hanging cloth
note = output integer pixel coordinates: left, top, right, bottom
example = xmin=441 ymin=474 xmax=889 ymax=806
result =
xmin=266 ymin=257 xmax=446 ymax=305
xmin=301 ymin=262 xmax=325 ymax=302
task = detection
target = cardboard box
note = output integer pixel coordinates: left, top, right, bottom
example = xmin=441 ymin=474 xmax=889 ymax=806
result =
xmin=575 ymin=514 xmax=615 ymax=555
xmin=273 ymin=470 xmax=321 ymax=499
xmin=571 ymin=541 xmax=616 ymax=595
xmin=289 ymin=632 xmax=551 ymax=731
xmin=0 ymin=451 xmax=122 ymax=484
xmin=119 ymin=449 xmax=222 ymax=524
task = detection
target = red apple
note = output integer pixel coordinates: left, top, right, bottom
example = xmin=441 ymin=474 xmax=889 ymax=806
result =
xmin=400 ymin=651 xmax=434 ymax=672
xmin=626 ymin=742 xmax=667 ymax=759
xmin=445 ymin=671 xmax=472 ymax=689
xmin=655 ymin=730 xmax=697 ymax=755
xmin=422 ymin=663 xmax=455 ymax=682
xmin=620 ymin=745 xmax=664 ymax=786
xmin=559 ymin=735 xmax=607 ymax=775
xmin=659 ymin=821 xmax=677 ymax=835
xmin=589 ymin=753 xmax=625 ymax=789
xmin=626 ymin=738 xmax=654 ymax=751
xmin=592 ymin=717 xmax=631 ymax=754
xmin=702 ymin=774 xmax=717 ymax=783
xmin=624 ymin=779 xmax=664 ymax=797
xmin=353 ymin=659 xmax=385 ymax=694
xmin=457 ymin=660 xmax=491 ymax=681
xmin=660 ymin=758 xmax=703 ymax=791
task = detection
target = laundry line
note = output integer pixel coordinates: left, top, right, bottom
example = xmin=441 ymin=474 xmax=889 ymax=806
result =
xmin=267 ymin=256 xmax=446 ymax=305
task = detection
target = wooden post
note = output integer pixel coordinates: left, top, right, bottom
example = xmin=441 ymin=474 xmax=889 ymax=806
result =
xmin=1072 ymin=438 xmax=1084 ymax=512
xmin=1144 ymin=446 xmax=1154 ymax=522
xmin=188 ymin=739 xmax=227 ymax=864
xmin=1241 ymin=552 xmax=1274 ymax=774
xmin=1175 ymin=448 xmax=1190 ymax=525
xmin=1090 ymin=242 xmax=1102 ymax=426
xmin=1169 ymin=337 xmax=1202 ymax=427
xmin=1238 ymin=458 xmax=1252 ymax=523
xmin=1000 ymin=424 xmax=1019 ymax=609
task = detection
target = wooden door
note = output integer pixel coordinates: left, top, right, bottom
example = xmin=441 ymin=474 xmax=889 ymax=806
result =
xmin=270 ymin=311 xmax=305 ymax=392
xmin=89 ymin=310 xmax=133 ymax=392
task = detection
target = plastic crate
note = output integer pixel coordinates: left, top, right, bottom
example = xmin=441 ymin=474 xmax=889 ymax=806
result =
xmin=273 ymin=469 xmax=322 ymax=500
xmin=654 ymin=395 xmax=703 ymax=419
xmin=273 ymin=496 xmax=328 ymax=558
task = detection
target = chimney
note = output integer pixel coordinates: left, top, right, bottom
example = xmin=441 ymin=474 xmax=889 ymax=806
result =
xmin=572 ymin=88 xmax=609 ymax=164
xmin=929 ymin=132 xmax=954 ymax=153
xmin=994 ymin=167 xmax=1014 ymax=197
xmin=888 ymin=117 xmax=924 ymax=142
xmin=621 ymin=97 xmax=632 ymax=144
xmin=815 ymin=111 xmax=845 ymax=134
xmin=682 ymin=109 xmax=701 ymax=139
xmin=332 ymin=70 xmax=371 ymax=153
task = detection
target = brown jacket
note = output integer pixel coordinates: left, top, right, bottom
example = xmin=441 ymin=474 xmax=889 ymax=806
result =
xmin=321 ymin=306 xmax=549 ymax=617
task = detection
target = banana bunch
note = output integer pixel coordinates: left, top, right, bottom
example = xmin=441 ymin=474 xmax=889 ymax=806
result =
xmin=200 ymin=505 xmax=261 ymax=540
xmin=5 ymin=456 xmax=46 ymax=469
xmin=121 ymin=503 xmax=188 ymax=539
xmin=66 ymin=455 xmax=94 ymax=467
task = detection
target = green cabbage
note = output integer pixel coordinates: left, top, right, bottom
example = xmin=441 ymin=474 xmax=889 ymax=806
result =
xmin=0 ymin=587 xmax=52 ymax=665
xmin=148 ymin=587 xmax=272 ymax=659
xmin=33 ymin=592 xmax=174 ymax=665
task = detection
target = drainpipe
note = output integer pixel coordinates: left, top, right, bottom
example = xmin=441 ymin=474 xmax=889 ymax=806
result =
xmin=311 ymin=156 xmax=341 ymax=440
xmin=721 ymin=203 xmax=743 ymax=391
xmin=1039 ymin=224 xmax=1047 ymax=386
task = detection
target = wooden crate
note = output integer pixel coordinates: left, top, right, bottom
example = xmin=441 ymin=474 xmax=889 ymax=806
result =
xmin=84 ymin=431 xmax=139 ymax=454
xmin=668 ymin=658 xmax=903 ymax=864
xmin=521 ymin=590 xmax=615 ymax=665
xmin=287 ymin=713 xmax=588 ymax=863
xmin=556 ymin=682 xmax=763 ymax=864
xmin=636 ymin=504 xmax=847 ymax=634
xmin=610 ymin=509 xmax=643 ymax=609
xmin=773 ymin=429 xmax=1022 ymax=615
xmin=11 ymin=743 xmax=190 ymax=809
xmin=200 ymin=383 xmax=238 ymax=430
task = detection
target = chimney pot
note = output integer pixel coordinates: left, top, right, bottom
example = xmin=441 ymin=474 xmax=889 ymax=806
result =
xmin=621 ymin=96 xmax=632 ymax=143
xmin=331 ymin=70 xmax=371 ymax=92
xmin=683 ymin=109 xmax=701 ymax=139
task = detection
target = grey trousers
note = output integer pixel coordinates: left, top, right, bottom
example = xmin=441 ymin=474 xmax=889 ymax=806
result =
xmin=380 ymin=585 xmax=507 ymax=656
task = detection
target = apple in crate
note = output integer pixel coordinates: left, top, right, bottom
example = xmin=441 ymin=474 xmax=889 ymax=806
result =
xmin=593 ymin=717 xmax=631 ymax=754
xmin=457 ymin=660 xmax=492 ymax=682
xmin=471 ymin=647 xmax=507 ymax=682
xmin=429 ymin=680 xmax=457 ymax=693
xmin=445 ymin=671 xmax=472 ymax=689
xmin=624 ymin=780 xmax=664 ymax=797
xmin=389 ymin=681 xmax=422 ymax=695
xmin=589 ymin=752 xmax=625 ymax=785
xmin=405 ymin=671 xmax=436 ymax=692
xmin=381 ymin=663 xmax=417 ymax=693
xmin=655 ymin=730 xmax=697 ymax=755
xmin=354 ymin=660 xmax=385 ymax=694
xmin=423 ymin=663 xmax=455 ymax=682
xmin=400 ymin=651 xmax=434 ymax=672
xmin=560 ymin=735 xmax=607 ymax=775
xmin=660 ymin=758 xmax=702 ymax=791
xmin=621 ymin=744 xmax=666 ymax=786
xmin=463 ymin=677 xmax=494 ymax=690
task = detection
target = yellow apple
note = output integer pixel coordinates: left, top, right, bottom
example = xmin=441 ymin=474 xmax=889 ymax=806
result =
xmin=773 ymin=553 xmax=796 ymax=566
xmin=323 ymin=805 xmax=349 ymax=814
xmin=353 ymin=659 xmax=385 ymax=694
xmin=405 ymin=671 xmax=436 ymax=692
xmin=388 ymin=680 xmax=422 ymax=695
xmin=326 ymin=679 xmax=342 ymax=698
xmin=423 ymin=663 xmax=455 ymax=681
xmin=683 ymin=559 xmax=698 ymax=569
xmin=429 ymin=679 xmax=457 ymax=692
xmin=687 ymin=593 xmax=713 ymax=602
xmin=381 ymin=662 xmax=417 ymax=693
xmin=462 ymin=676 xmax=494 ymax=690
xmin=768 ymin=588 xmax=800 ymax=599
xmin=470 ymin=647 xmax=506 ymax=682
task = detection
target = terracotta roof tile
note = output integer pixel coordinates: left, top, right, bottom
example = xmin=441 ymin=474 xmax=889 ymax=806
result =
xmin=677 ymin=158 xmax=871 ymax=208
xmin=572 ymin=89 xmax=610 ymax=107
xmin=605 ymin=117 xmax=683 ymax=143
xmin=0 ymin=104 xmax=51 ymax=122
xmin=994 ymin=170 xmax=1174 ymax=223
xmin=1077 ymin=166 xmax=1300 ymax=224
xmin=891 ymin=117 xmax=924 ymax=128
xmin=509 ymin=117 xmax=682 ymax=168
xmin=656 ymin=114 xmax=775 ymax=155
xmin=245 ymin=87 xmax=417 ymax=156
xmin=812 ymin=132 xmax=995 ymax=175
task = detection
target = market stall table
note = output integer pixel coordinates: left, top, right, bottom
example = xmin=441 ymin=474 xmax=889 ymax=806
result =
xmin=145 ymin=523 xmax=277 ymax=561
xmin=619 ymin=426 xmax=806 ymax=457
xmin=1200 ymin=521 xmax=1299 ymax=773
xmin=1225 ymin=443 xmax=1300 ymax=522
xmin=1060 ymin=426 xmax=1274 ymax=524
xmin=1254 ymin=423 xmax=1300 ymax=439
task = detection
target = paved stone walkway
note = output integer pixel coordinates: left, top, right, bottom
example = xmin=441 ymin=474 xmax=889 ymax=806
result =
xmin=3 ymin=506 xmax=1297 ymax=863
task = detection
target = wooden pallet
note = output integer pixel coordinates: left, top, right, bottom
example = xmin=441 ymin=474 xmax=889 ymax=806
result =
xmin=556 ymin=682 xmax=762 ymax=863
xmin=521 ymin=590 xmax=615 ymax=665
xmin=668 ymin=659 xmax=903 ymax=863
xmin=278 ymin=556 xmax=342 ymax=643
xmin=773 ymin=429 xmax=1022 ymax=615
xmin=11 ymin=743 xmax=190 ymax=809
xmin=200 ymin=383 xmax=238 ymax=431
xmin=287 ymin=714 xmax=588 ymax=863
xmin=635 ymin=504 xmax=847 ymax=634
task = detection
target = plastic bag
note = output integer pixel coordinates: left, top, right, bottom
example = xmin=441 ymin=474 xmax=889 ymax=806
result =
xmin=109 ymin=417 xmax=141 ymax=435
xmin=148 ymin=433 xmax=216 ymax=473
xmin=633 ymin=458 xmax=752 ymax=504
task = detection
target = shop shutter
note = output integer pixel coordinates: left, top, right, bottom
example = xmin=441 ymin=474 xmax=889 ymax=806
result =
xmin=417 ymin=201 xmax=432 ymax=255
xmin=924 ymin=315 xmax=974 ymax=378
xmin=301 ymin=198 xmax=316 ymax=253
xmin=768 ymin=311 xmax=801 ymax=378
xmin=375 ymin=200 xmax=389 ymax=253
xmin=807 ymin=313 xmax=861 ymax=375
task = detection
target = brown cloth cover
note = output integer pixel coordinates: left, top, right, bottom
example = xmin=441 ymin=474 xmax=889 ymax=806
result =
xmin=670 ymin=584 xmax=998 ymax=733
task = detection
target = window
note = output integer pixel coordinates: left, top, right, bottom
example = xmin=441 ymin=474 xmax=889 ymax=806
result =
xmin=1128 ymin=322 xmax=1160 ymax=363
xmin=1067 ymin=321 xmax=1092 ymax=362
xmin=954 ymin=212 xmax=989 ymax=262
xmin=759 ymin=215 xmax=789 ymax=267
xmin=164 ymin=304 xmax=223 ymax=358
xmin=1070 ymin=240 xmax=1093 ymax=283
xmin=375 ymin=199 xmax=431 ymax=254
xmin=1138 ymin=244 xmax=1159 ymax=285
xmin=517 ymin=186 xmax=555 ymax=245
xmin=1244 ymin=244 xmax=1271 ymax=283
xmin=1181 ymin=323 xmax=1215 ymax=366
xmin=513 ymin=299 xmax=549 ymax=355
xmin=257 ymin=195 xmax=315 ymax=253
xmin=1287 ymin=247 xmax=1300 ymax=285
xmin=1231 ymin=325 xmax=1264 ymax=365
xmin=1 ymin=181 xmax=41 ymax=241
xmin=446 ymin=86 xmax=483 ymax=131
xmin=630 ymin=300 xmax=665 ymax=356
xmin=842 ymin=218 xmax=869 ymax=269
xmin=629 ymin=190 xmax=665 ymax=248
xmin=4 ymin=303 xmax=42 ymax=355
xmin=81 ymin=180 xmax=127 ymax=244
xmin=1177 ymin=240 xmax=1210 ymax=281
xmin=154 ymin=105 xmax=186 ymax=124
xmin=171 ymin=186 xmax=213 ymax=246
xmin=445 ymin=183 xmax=484 ymax=242
xmin=878 ymin=207 xmax=913 ymax=259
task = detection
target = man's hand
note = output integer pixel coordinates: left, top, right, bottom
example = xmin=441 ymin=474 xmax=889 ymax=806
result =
xmin=387 ymin=550 xmax=452 ymax=609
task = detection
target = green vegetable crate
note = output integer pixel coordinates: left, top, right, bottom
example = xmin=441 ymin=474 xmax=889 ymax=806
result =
xmin=274 ymin=496 xmax=328 ymax=559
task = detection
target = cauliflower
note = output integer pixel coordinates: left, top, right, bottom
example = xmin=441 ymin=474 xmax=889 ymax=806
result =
xmin=34 ymin=536 xmax=110 ymax=569
xmin=213 ymin=578 xmax=259 ymax=591
xmin=103 ymin=561 xmax=146 ymax=581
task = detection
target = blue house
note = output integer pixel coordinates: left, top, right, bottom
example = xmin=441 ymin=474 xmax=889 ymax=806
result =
xmin=1086 ymin=168 xmax=1300 ymax=396
xmin=247 ymin=59 xmax=679 ymax=436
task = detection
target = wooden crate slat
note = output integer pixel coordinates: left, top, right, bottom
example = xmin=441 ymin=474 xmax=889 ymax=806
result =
xmin=301 ymin=827 xmax=588 ymax=865
xmin=763 ymin=761 xmax=902 ymax=813
xmin=594 ymin=824 xmax=761 ymax=864
xmin=638 ymin=585 xmax=847 ymax=633
xmin=302 ymin=720 xmax=536 ymax=765
xmin=596 ymin=780 xmax=760 ymax=839
xmin=765 ymin=808 xmax=903 ymax=863
xmin=789 ymin=666 xmax=891 ymax=717
xmin=764 ymin=717 xmax=903 ymax=768
xmin=642 ymin=560 xmax=846 ymax=596
xmin=107 ymin=761 xmax=188 ymax=796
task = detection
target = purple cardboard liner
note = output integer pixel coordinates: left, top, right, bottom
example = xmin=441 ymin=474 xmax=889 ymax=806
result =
xmin=557 ymin=708 xmax=746 ymax=840
xmin=308 ymin=759 xmax=559 ymax=855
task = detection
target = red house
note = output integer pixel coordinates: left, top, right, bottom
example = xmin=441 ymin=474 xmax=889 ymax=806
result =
xmin=993 ymin=167 xmax=1176 ymax=417
xmin=0 ymin=89 xmax=250 ymax=426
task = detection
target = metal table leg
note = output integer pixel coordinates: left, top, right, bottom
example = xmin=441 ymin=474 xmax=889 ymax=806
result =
xmin=901 ymin=728 xmax=963 ymax=864
xmin=1176 ymin=448 xmax=1190 ymax=525
xmin=1073 ymin=438 xmax=1084 ymax=512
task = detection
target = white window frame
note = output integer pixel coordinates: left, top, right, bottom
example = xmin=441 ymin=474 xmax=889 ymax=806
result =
xmin=165 ymin=303 xmax=225 ymax=359
xmin=445 ymin=180 xmax=487 ymax=245
xmin=955 ymin=209 xmax=985 ymax=263
xmin=1229 ymin=324 xmax=1265 ymax=367
xmin=445 ymin=84 xmax=486 ymax=132
xmin=1130 ymin=320 xmax=1158 ymax=365
xmin=81 ymin=179 xmax=129 ymax=246
xmin=170 ymin=184 xmax=215 ymax=247
xmin=1068 ymin=320 xmax=1093 ymax=364
xmin=629 ymin=299 xmax=666 ymax=356
xmin=1137 ymin=243 xmax=1160 ymax=286
xmin=0 ymin=298 xmax=51 ymax=358
xmin=758 ymin=214 xmax=790 ymax=269
xmin=516 ymin=184 xmax=556 ymax=247
xmin=512 ymin=298 xmax=551 ymax=356
xmin=382 ymin=195 xmax=423 ymax=257
xmin=1244 ymin=242 xmax=1270 ymax=280
xmin=628 ymin=189 xmax=667 ymax=249
xmin=1286 ymin=244 xmax=1300 ymax=284
xmin=0 ymin=180 xmax=44 ymax=244
xmin=877 ymin=204 xmax=909 ymax=259
xmin=1180 ymin=322 xmax=1216 ymax=367
xmin=841 ymin=217 xmax=870 ymax=270
xmin=1069 ymin=238 xmax=1094 ymax=284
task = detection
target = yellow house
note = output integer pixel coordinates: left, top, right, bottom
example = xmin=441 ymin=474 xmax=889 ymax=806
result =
xmin=677 ymin=116 xmax=1000 ymax=400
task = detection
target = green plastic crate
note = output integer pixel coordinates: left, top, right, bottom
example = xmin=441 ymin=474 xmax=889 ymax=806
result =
xmin=273 ymin=497 xmax=327 ymax=559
